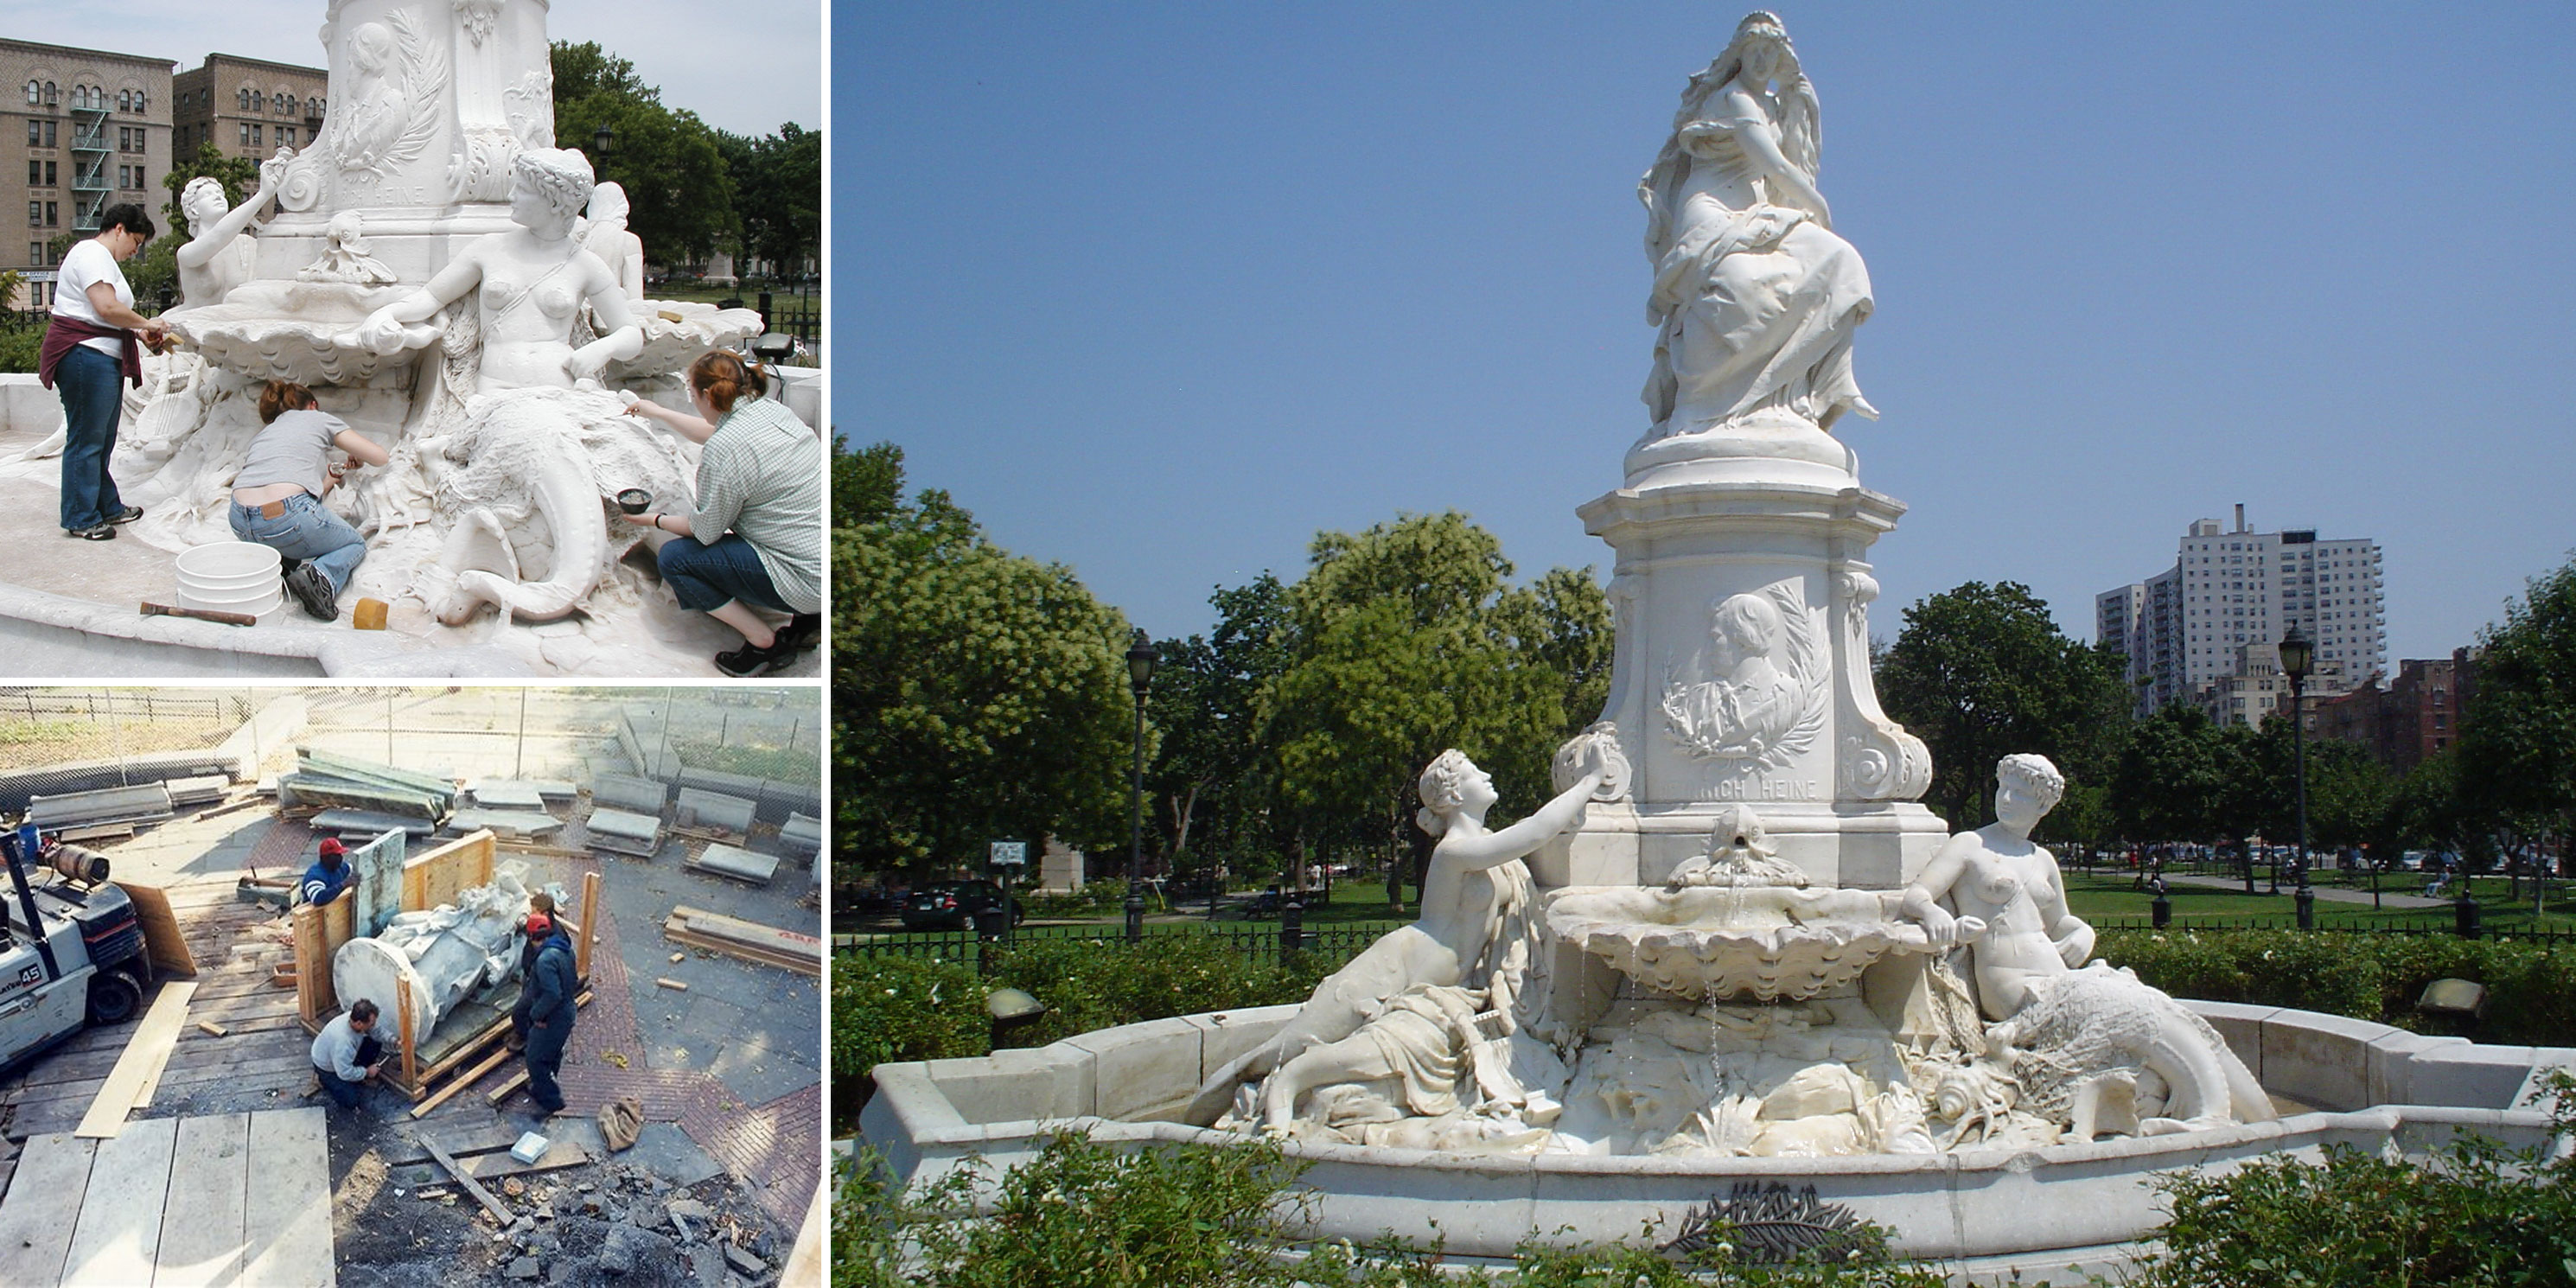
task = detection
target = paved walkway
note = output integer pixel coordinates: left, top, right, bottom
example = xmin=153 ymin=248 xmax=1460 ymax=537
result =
xmin=2161 ymin=871 xmax=2449 ymax=909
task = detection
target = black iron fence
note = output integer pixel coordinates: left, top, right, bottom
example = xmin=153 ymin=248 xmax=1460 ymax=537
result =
xmin=835 ymin=920 xmax=1403 ymax=973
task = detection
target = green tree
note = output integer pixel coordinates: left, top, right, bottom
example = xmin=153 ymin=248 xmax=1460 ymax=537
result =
xmin=832 ymin=436 xmax=902 ymax=529
xmin=1877 ymin=582 xmax=2133 ymax=832
xmin=1264 ymin=513 xmax=1601 ymax=904
xmin=159 ymin=141 xmax=258 ymax=237
xmin=550 ymin=41 xmax=737 ymax=265
xmin=834 ymin=454 xmax=1138 ymax=875
xmin=2458 ymin=555 xmax=2576 ymax=844
xmin=716 ymin=123 xmax=823 ymax=274
xmin=1144 ymin=575 xmax=1292 ymax=885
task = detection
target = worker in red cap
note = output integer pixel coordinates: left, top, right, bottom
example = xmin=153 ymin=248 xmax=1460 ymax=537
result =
xmin=296 ymin=838 xmax=351 ymax=907
xmin=507 ymin=890 xmax=558 ymax=1052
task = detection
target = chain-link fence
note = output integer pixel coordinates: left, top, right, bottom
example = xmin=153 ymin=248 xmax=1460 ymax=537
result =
xmin=0 ymin=688 xmax=252 ymax=772
xmin=615 ymin=690 xmax=823 ymax=825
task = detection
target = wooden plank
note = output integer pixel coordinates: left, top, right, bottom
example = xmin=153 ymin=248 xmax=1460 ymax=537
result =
xmin=0 ymin=1132 xmax=97 ymax=1285
xmin=116 ymin=882 xmax=200 ymax=977
xmin=290 ymin=902 xmax=327 ymax=1025
xmin=61 ymin=1114 xmax=176 ymax=1285
xmin=577 ymin=870 xmax=602 ymax=982
xmin=484 ymin=1068 xmax=529 ymax=1106
xmin=426 ymin=1140 xmax=513 ymax=1226
xmin=156 ymin=1113 xmax=251 ymax=1288
xmin=397 ymin=981 xmax=419 ymax=1089
xmin=401 ymin=830 xmax=496 ymax=912
xmin=663 ymin=925 xmax=819 ymax=976
xmin=655 ymin=977 xmax=689 ymax=991
xmin=781 ymin=1182 xmax=827 ymax=1288
xmin=453 ymin=1138 xmax=589 ymax=1183
xmin=241 ymin=1107 xmax=335 ymax=1287
xmin=196 ymin=1021 xmax=227 ymax=1036
xmin=408 ymin=1045 xmax=512 ymax=1119
xmin=74 ymin=981 xmax=199 ymax=1138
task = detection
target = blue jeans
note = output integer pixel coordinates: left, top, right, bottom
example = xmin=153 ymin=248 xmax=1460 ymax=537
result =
xmin=230 ymin=494 xmax=367 ymax=594
xmin=55 ymin=345 xmax=126 ymax=530
xmin=317 ymin=1034 xmax=382 ymax=1109
xmin=657 ymin=532 xmax=788 ymax=613
xmin=524 ymin=1017 xmax=570 ymax=1112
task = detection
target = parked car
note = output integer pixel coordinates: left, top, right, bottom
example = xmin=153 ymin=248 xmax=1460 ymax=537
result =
xmin=900 ymin=880 xmax=1023 ymax=931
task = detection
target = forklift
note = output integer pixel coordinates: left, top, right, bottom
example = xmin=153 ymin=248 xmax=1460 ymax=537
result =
xmin=0 ymin=820 xmax=153 ymax=1075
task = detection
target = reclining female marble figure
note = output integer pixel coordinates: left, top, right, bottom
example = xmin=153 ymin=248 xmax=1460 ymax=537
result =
xmin=346 ymin=147 xmax=642 ymax=392
xmin=1189 ymin=743 xmax=1609 ymax=1129
xmin=339 ymin=149 xmax=686 ymax=623
xmin=1900 ymin=754 xmax=2273 ymax=1135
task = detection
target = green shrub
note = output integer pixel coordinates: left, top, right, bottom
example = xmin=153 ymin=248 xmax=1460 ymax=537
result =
xmin=2129 ymin=1072 xmax=2576 ymax=1286
xmin=832 ymin=953 xmax=990 ymax=1074
xmin=985 ymin=934 xmax=1322 ymax=1049
xmin=2095 ymin=928 xmax=2576 ymax=1044
xmin=837 ymin=1134 xmax=1947 ymax=1287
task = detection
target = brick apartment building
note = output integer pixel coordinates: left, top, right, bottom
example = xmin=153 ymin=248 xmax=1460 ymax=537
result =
xmin=3 ymin=38 xmax=174 ymax=295
xmin=171 ymin=54 xmax=326 ymax=169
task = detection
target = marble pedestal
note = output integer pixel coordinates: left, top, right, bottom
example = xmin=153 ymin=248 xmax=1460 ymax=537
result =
xmin=1543 ymin=421 xmax=1944 ymax=891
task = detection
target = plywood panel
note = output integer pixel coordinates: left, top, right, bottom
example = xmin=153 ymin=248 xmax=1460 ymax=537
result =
xmin=294 ymin=896 xmax=356 ymax=1026
xmin=156 ymin=1112 xmax=250 ymax=1288
xmin=75 ymin=981 xmax=198 ymax=1138
xmin=402 ymin=830 xmax=497 ymax=912
xmin=0 ymin=1132 xmax=97 ymax=1285
xmin=61 ymin=1114 xmax=176 ymax=1285
xmin=116 ymin=882 xmax=198 ymax=977
xmin=241 ymin=1108 xmax=334 ymax=1287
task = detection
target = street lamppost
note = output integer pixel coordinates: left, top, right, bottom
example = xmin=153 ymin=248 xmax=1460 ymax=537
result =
xmin=2279 ymin=626 xmax=2315 ymax=928
xmin=1124 ymin=632 xmax=1157 ymax=943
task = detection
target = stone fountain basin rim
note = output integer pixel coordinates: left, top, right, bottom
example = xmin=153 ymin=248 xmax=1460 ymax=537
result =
xmin=860 ymin=998 xmax=2576 ymax=1263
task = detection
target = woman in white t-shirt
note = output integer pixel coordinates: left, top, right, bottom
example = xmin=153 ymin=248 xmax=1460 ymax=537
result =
xmin=39 ymin=202 xmax=168 ymax=539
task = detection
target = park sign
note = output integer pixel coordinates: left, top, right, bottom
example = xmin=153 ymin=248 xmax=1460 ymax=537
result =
xmin=990 ymin=840 xmax=1027 ymax=867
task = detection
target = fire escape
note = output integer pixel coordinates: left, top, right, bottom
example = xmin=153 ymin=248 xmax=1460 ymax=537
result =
xmin=68 ymin=100 xmax=109 ymax=233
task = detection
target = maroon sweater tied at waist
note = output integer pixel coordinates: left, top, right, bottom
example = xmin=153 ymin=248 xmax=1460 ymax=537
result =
xmin=37 ymin=314 xmax=143 ymax=390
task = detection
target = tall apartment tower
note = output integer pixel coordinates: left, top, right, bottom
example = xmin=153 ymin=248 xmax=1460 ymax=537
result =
xmin=4 ymin=38 xmax=174 ymax=280
xmin=2097 ymin=505 xmax=2387 ymax=720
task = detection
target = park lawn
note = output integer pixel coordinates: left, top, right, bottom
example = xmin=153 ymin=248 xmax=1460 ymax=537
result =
xmin=2061 ymin=872 xmax=2576 ymax=935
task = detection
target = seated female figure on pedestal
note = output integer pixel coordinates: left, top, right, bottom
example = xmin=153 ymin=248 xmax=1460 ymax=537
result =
xmin=1638 ymin=11 xmax=1876 ymax=437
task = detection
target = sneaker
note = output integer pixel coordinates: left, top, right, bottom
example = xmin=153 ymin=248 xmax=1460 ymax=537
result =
xmin=284 ymin=561 xmax=338 ymax=621
xmin=714 ymin=637 xmax=798 ymax=677
xmin=65 ymin=524 xmax=115 ymax=540
xmin=105 ymin=505 xmax=143 ymax=524
xmin=777 ymin=613 xmax=822 ymax=651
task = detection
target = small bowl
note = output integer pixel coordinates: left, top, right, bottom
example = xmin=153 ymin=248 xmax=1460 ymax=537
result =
xmin=615 ymin=488 xmax=652 ymax=515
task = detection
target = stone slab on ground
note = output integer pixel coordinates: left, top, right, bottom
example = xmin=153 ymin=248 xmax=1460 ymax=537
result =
xmin=450 ymin=808 xmax=566 ymax=837
xmin=685 ymin=843 xmax=777 ymax=885
xmin=591 ymin=775 xmax=667 ymax=815
xmin=673 ymin=788 xmax=756 ymax=835
xmin=469 ymin=780 xmax=551 ymax=809
xmin=587 ymin=808 xmax=661 ymax=843
xmin=622 ymin=1122 xmax=727 ymax=1189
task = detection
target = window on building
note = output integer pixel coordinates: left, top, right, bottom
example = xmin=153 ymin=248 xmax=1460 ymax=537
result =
xmin=44 ymin=82 xmax=57 ymax=106
xmin=24 ymin=161 xmax=37 ymax=186
xmin=278 ymin=92 xmax=296 ymax=116
xmin=44 ymin=201 xmax=57 ymax=226
xmin=23 ymin=202 xmax=37 ymax=228
xmin=134 ymin=90 xmax=145 ymax=114
xmin=252 ymin=124 xmax=263 ymax=146
xmin=41 ymin=121 xmax=55 ymax=147
xmin=239 ymin=123 xmax=252 ymax=147
xmin=23 ymin=81 xmax=36 ymax=105
xmin=118 ymin=90 xmax=130 ymax=112
xmin=279 ymin=125 xmax=297 ymax=147
xmin=237 ymin=88 xmax=250 ymax=111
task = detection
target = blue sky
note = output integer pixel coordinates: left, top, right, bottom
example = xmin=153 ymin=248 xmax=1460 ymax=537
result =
xmin=840 ymin=3 xmax=2576 ymax=663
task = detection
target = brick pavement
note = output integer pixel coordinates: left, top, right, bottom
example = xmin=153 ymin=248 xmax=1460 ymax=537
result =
xmin=443 ymin=856 xmax=819 ymax=1233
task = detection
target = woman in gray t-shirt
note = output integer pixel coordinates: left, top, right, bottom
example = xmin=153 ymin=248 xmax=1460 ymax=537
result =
xmin=231 ymin=380 xmax=390 ymax=621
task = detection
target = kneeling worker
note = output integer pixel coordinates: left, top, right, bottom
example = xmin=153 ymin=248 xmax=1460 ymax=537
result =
xmin=233 ymin=379 xmax=389 ymax=622
xmin=312 ymin=998 xmax=386 ymax=1110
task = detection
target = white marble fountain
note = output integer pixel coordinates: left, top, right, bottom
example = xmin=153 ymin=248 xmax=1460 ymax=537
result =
xmin=0 ymin=0 xmax=813 ymax=676
xmin=858 ymin=14 xmax=2573 ymax=1277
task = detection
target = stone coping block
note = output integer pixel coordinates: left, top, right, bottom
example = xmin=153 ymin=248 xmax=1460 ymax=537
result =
xmin=858 ymin=999 xmax=2570 ymax=1267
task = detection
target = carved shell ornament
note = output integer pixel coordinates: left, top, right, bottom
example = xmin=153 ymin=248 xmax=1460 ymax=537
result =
xmin=1661 ymin=582 xmax=1827 ymax=770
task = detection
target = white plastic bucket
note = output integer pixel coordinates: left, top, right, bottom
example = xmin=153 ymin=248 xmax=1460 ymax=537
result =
xmin=175 ymin=541 xmax=284 ymax=620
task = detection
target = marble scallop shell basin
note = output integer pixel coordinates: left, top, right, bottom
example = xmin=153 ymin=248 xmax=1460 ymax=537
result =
xmin=1544 ymin=884 xmax=1940 ymax=1001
